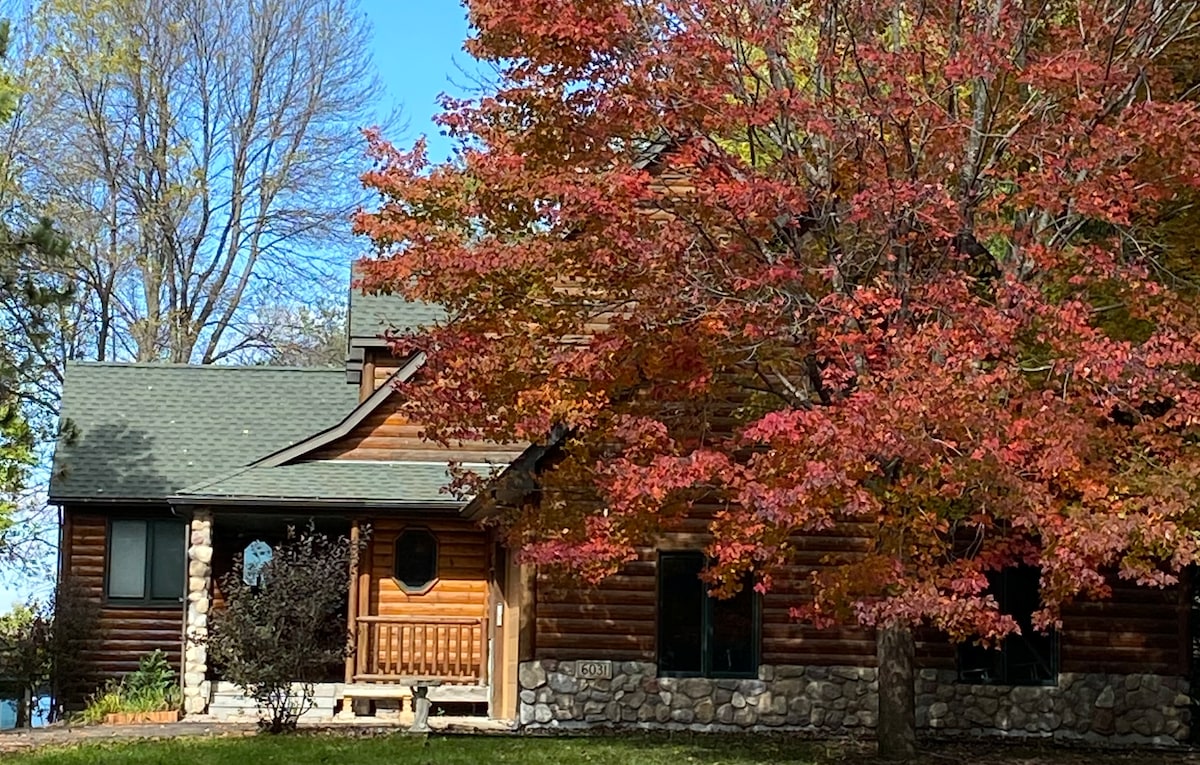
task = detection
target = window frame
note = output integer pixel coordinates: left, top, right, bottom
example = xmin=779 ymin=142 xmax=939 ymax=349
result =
xmin=656 ymin=550 xmax=761 ymax=679
xmin=957 ymin=566 xmax=1060 ymax=687
xmin=392 ymin=527 xmax=439 ymax=595
xmin=104 ymin=517 xmax=187 ymax=607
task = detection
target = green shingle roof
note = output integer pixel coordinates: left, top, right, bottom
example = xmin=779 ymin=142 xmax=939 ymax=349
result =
xmin=348 ymin=289 xmax=445 ymax=343
xmin=175 ymin=461 xmax=499 ymax=506
xmin=50 ymin=363 xmax=358 ymax=502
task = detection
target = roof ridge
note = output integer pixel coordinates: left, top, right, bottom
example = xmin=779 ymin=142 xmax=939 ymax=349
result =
xmin=65 ymin=361 xmax=344 ymax=372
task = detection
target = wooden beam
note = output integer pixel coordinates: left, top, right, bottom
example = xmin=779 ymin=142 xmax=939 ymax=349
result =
xmin=355 ymin=533 xmax=373 ymax=680
xmin=345 ymin=518 xmax=361 ymax=685
xmin=360 ymin=356 xmax=376 ymax=402
xmin=517 ymin=562 xmax=536 ymax=662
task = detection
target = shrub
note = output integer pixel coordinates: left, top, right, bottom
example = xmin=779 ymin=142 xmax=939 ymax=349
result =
xmin=80 ymin=650 xmax=181 ymax=724
xmin=0 ymin=578 xmax=98 ymax=726
xmin=208 ymin=527 xmax=356 ymax=733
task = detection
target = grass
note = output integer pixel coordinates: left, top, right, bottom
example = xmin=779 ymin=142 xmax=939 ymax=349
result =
xmin=5 ymin=732 xmax=1200 ymax=765
xmin=6 ymin=733 xmax=835 ymax=765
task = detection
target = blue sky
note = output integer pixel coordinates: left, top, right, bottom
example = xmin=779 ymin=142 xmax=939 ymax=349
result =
xmin=361 ymin=0 xmax=481 ymax=162
xmin=0 ymin=2 xmax=483 ymax=613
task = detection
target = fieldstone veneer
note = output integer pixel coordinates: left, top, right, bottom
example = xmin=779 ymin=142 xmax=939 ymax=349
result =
xmin=517 ymin=661 xmax=1191 ymax=746
xmin=182 ymin=510 xmax=213 ymax=716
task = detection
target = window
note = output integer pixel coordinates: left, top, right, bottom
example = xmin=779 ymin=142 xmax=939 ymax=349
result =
xmin=958 ymin=565 xmax=1058 ymax=685
xmin=394 ymin=528 xmax=438 ymax=593
xmin=242 ymin=540 xmax=273 ymax=588
xmin=107 ymin=519 xmax=186 ymax=603
xmin=658 ymin=551 xmax=758 ymax=677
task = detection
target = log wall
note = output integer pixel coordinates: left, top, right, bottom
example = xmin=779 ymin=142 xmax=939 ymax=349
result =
xmin=533 ymin=521 xmax=1188 ymax=675
xmin=367 ymin=519 xmax=490 ymax=620
xmin=60 ymin=509 xmax=183 ymax=703
xmin=309 ymin=395 xmax=523 ymax=465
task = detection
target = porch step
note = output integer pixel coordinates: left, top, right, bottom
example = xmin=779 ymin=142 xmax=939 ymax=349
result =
xmin=342 ymin=683 xmax=490 ymax=704
xmin=207 ymin=682 xmax=340 ymax=723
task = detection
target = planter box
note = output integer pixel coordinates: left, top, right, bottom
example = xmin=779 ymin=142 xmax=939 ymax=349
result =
xmin=103 ymin=709 xmax=181 ymax=725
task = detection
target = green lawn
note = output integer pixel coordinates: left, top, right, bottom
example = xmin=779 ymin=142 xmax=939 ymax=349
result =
xmin=5 ymin=733 xmax=835 ymax=765
xmin=6 ymin=732 xmax=1199 ymax=765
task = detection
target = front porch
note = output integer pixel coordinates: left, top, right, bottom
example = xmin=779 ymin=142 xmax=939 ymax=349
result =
xmin=339 ymin=614 xmax=492 ymax=714
xmin=349 ymin=615 xmax=489 ymax=685
xmin=183 ymin=510 xmax=508 ymax=722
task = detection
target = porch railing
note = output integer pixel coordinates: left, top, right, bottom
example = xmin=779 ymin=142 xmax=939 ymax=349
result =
xmin=352 ymin=616 xmax=488 ymax=685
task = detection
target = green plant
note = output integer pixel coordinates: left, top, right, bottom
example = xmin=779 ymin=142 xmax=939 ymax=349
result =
xmin=80 ymin=650 xmax=181 ymax=723
xmin=125 ymin=650 xmax=177 ymax=698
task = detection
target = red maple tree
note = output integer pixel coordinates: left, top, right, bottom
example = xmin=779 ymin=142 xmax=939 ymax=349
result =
xmin=357 ymin=1 xmax=1200 ymax=756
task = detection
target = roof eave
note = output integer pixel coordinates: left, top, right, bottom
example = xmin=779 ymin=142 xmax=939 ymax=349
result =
xmin=167 ymin=495 xmax=469 ymax=512
xmin=461 ymin=424 xmax=570 ymax=522
xmin=49 ymin=495 xmax=169 ymax=506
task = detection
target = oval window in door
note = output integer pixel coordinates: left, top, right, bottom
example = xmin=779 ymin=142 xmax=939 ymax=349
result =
xmin=242 ymin=539 xmax=273 ymax=588
xmin=394 ymin=529 xmax=438 ymax=593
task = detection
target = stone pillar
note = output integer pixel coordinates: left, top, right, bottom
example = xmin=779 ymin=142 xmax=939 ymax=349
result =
xmin=182 ymin=509 xmax=213 ymax=716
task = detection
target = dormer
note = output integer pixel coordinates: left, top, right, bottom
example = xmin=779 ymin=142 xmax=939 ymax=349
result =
xmin=345 ymin=267 xmax=444 ymax=401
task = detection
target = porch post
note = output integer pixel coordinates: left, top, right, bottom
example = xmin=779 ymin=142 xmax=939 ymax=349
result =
xmin=183 ymin=509 xmax=213 ymax=716
xmin=344 ymin=518 xmax=361 ymax=685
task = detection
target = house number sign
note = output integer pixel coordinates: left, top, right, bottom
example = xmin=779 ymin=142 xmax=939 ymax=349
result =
xmin=577 ymin=660 xmax=613 ymax=680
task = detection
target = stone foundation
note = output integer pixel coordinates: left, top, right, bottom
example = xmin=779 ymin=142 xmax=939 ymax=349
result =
xmin=182 ymin=510 xmax=213 ymax=716
xmin=516 ymin=660 xmax=1191 ymax=746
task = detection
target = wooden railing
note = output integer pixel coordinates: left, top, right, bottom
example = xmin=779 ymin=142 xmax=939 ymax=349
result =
xmin=353 ymin=616 xmax=488 ymax=685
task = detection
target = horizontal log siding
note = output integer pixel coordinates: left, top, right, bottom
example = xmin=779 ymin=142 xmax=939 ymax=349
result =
xmin=532 ymin=517 xmax=1187 ymax=674
xmin=1059 ymin=583 xmax=1185 ymax=675
xmin=373 ymin=359 xmax=401 ymax=391
xmin=308 ymin=398 xmax=523 ymax=464
xmin=61 ymin=509 xmax=183 ymax=701
xmin=534 ymin=522 xmax=877 ymax=666
xmin=365 ymin=519 xmax=490 ymax=677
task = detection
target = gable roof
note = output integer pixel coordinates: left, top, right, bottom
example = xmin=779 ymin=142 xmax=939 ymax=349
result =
xmin=172 ymin=460 xmax=497 ymax=508
xmin=50 ymin=363 xmax=358 ymax=503
xmin=253 ymin=354 xmax=425 ymax=468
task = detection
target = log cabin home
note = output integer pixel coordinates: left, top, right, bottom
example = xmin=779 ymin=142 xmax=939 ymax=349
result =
xmin=47 ymin=149 xmax=1195 ymax=742
xmin=49 ymin=291 xmax=528 ymax=721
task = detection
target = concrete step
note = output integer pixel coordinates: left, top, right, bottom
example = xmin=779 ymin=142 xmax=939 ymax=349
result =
xmin=208 ymin=681 xmax=340 ymax=723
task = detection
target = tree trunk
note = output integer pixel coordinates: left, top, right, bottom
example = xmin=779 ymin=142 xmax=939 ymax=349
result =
xmin=877 ymin=625 xmax=917 ymax=761
xmin=15 ymin=687 xmax=29 ymax=728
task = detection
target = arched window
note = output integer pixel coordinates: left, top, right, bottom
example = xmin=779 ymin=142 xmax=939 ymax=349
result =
xmin=394 ymin=529 xmax=437 ymax=593
xmin=242 ymin=540 xmax=273 ymax=588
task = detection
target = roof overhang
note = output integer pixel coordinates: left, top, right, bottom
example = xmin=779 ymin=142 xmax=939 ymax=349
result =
xmin=462 ymin=423 xmax=570 ymax=521
xmin=167 ymin=495 xmax=467 ymax=512
xmin=48 ymin=495 xmax=168 ymax=506
xmin=253 ymin=352 xmax=425 ymax=468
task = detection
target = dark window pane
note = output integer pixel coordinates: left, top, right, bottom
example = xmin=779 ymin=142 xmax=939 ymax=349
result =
xmin=395 ymin=530 xmax=438 ymax=589
xmin=108 ymin=521 xmax=147 ymax=599
xmin=1001 ymin=566 xmax=1056 ymax=683
xmin=658 ymin=553 xmax=704 ymax=674
xmin=958 ymin=566 xmax=1057 ymax=685
xmin=150 ymin=521 xmax=186 ymax=600
xmin=958 ymin=640 xmax=1003 ymax=683
xmin=711 ymin=581 xmax=756 ymax=675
